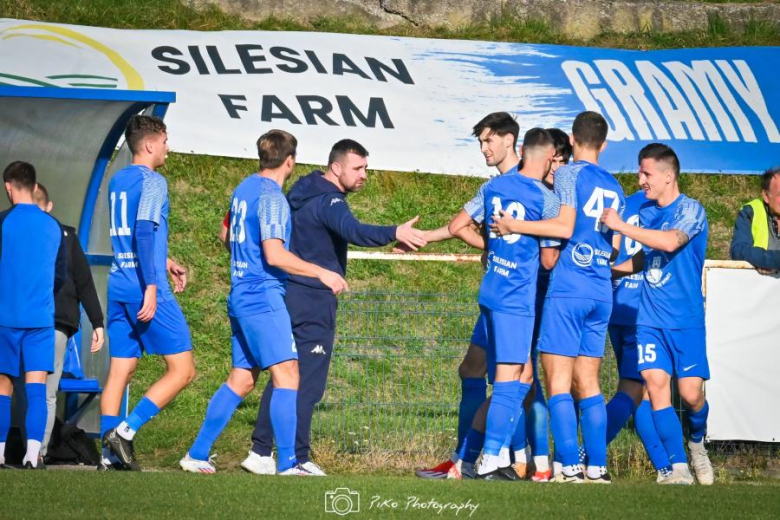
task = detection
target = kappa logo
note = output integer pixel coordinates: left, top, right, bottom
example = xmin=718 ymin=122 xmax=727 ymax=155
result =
xmin=311 ymin=345 xmax=326 ymax=355
xmin=0 ymin=23 xmax=144 ymax=89
xmin=330 ymin=197 xmax=344 ymax=206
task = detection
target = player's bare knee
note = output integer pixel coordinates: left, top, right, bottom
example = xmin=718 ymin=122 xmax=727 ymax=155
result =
xmin=0 ymin=375 xmax=12 ymax=395
xmin=679 ymin=388 xmax=705 ymax=411
xmin=227 ymin=370 xmax=255 ymax=397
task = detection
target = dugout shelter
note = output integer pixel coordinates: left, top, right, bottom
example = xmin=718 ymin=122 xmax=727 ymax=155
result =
xmin=0 ymin=86 xmax=175 ymax=434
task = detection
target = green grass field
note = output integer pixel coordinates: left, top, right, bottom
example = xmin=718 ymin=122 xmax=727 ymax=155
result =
xmin=1 ymin=0 xmax=779 ymax=480
xmin=2 ymin=472 xmax=780 ymax=519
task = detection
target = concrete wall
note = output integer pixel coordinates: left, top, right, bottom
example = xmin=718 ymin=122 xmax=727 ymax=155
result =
xmin=188 ymin=1 xmax=780 ymax=37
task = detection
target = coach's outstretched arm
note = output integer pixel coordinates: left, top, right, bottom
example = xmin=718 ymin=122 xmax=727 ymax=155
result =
xmin=321 ymin=193 xmax=426 ymax=251
xmin=263 ymin=238 xmax=348 ymax=295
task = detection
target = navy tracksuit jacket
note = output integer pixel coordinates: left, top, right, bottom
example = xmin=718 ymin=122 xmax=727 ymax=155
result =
xmin=251 ymin=170 xmax=397 ymax=461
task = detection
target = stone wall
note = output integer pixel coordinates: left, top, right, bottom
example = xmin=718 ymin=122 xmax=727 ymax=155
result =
xmin=188 ymin=1 xmax=780 ymax=38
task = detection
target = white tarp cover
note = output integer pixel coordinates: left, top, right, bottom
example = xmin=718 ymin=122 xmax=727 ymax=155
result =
xmin=705 ymin=267 xmax=780 ymax=442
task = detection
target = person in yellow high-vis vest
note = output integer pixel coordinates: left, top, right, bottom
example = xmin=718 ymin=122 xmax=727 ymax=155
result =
xmin=730 ymin=167 xmax=780 ymax=274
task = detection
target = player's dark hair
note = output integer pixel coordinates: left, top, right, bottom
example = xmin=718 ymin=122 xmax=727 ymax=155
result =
xmin=125 ymin=115 xmax=167 ymax=155
xmin=257 ymin=129 xmax=297 ymax=170
xmin=546 ymin=127 xmax=572 ymax=163
xmin=571 ymin=111 xmax=608 ymax=150
xmin=522 ymin=128 xmax=554 ymax=153
xmin=3 ymin=161 xmax=36 ymax=192
xmin=34 ymin=182 xmax=50 ymax=204
xmin=638 ymin=143 xmax=680 ymax=178
xmin=328 ymin=139 xmax=369 ymax=167
xmin=472 ymin=112 xmax=520 ymax=149
xmin=761 ymin=167 xmax=780 ymax=193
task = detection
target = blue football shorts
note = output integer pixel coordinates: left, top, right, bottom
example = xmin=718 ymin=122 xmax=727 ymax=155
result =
xmin=608 ymin=324 xmax=642 ymax=381
xmin=107 ymin=299 xmax=192 ymax=358
xmin=470 ymin=311 xmax=488 ymax=350
xmin=636 ymin=325 xmax=709 ymax=380
xmin=0 ymin=325 xmax=54 ymax=376
xmin=231 ymin=307 xmax=297 ymax=370
xmin=480 ymin=305 xmax=533 ymax=384
xmin=537 ymin=296 xmax=611 ymax=358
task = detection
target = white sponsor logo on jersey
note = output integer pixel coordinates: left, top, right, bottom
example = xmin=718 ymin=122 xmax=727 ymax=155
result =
xmin=572 ymin=243 xmax=594 ymax=267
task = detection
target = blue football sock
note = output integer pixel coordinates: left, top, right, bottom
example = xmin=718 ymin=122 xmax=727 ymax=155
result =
xmin=271 ymin=388 xmax=298 ymax=471
xmin=101 ymin=415 xmax=122 ymax=439
xmin=190 ymin=384 xmax=244 ymax=461
xmin=458 ymin=429 xmax=485 ymax=464
xmin=510 ymin=383 xmax=532 ymax=451
xmin=483 ymin=381 xmax=519 ymax=456
xmin=125 ymin=396 xmax=161 ymax=433
xmin=652 ymin=406 xmax=687 ymax=465
xmin=634 ymin=400 xmax=671 ymax=471
xmin=0 ymin=395 xmax=11 ymax=443
xmin=549 ymin=393 xmax=579 ymax=467
xmin=579 ymin=394 xmax=607 ymax=467
xmin=456 ymin=378 xmax=486 ymax=453
xmin=25 ymin=383 xmax=47 ymax=443
xmin=527 ymin=379 xmax=549 ymax=457
xmin=686 ymin=401 xmax=709 ymax=443
xmin=606 ymin=391 xmax=636 ymax=444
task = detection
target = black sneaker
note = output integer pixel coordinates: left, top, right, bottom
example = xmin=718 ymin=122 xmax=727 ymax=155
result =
xmin=586 ymin=469 xmax=612 ymax=484
xmin=476 ymin=468 xmax=513 ymax=481
xmin=23 ymin=461 xmax=46 ymax=470
xmin=559 ymin=471 xmax=586 ymax=483
xmin=97 ymin=458 xmax=126 ymax=471
xmin=103 ymin=429 xmax=140 ymax=471
xmin=497 ymin=465 xmax=520 ymax=481
xmin=0 ymin=464 xmax=16 ymax=470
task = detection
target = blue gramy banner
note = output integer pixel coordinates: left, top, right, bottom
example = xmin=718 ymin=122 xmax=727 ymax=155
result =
xmin=419 ymin=44 xmax=780 ymax=174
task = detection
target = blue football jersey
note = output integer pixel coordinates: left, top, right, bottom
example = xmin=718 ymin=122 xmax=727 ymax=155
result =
xmin=227 ymin=175 xmax=291 ymax=318
xmin=463 ymin=164 xmax=519 ymax=225
xmin=610 ymin=191 xmax=653 ymax=326
xmin=0 ymin=204 xmax=66 ymax=328
xmin=478 ymin=172 xmax=560 ymax=315
xmin=546 ymin=161 xmax=625 ymax=303
xmin=108 ymin=165 xmax=172 ymax=303
xmin=637 ymin=194 xmax=708 ymax=329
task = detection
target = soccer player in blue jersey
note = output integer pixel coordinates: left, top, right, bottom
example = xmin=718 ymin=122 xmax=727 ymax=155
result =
xmin=415 ymin=112 xmax=521 ymax=480
xmin=605 ymin=184 xmax=674 ymax=482
xmin=475 ymin=128 xmax=561 ymax=480
xmin=180 ymin=130 xmax=348 ymax=475
xmin=601 ymin=143 xmax=713 ymax=485
xmin=0 ymin=162 xmax=67 ymax=469
xmin=511 ymin=127 xmax=572 ymax=482
xmin=101 ymin=116 xmax=195 ymax=471
xmin=492 ymin=111 xmax=625 ymax=483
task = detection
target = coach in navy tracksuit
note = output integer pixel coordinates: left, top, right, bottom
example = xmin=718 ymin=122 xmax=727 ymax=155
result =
xmin=249 ymin=140 xmax=426 ymax=475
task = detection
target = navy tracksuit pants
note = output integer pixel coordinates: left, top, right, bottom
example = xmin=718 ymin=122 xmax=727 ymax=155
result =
xmin=251 ymin=282 xmax=337 ymax=462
